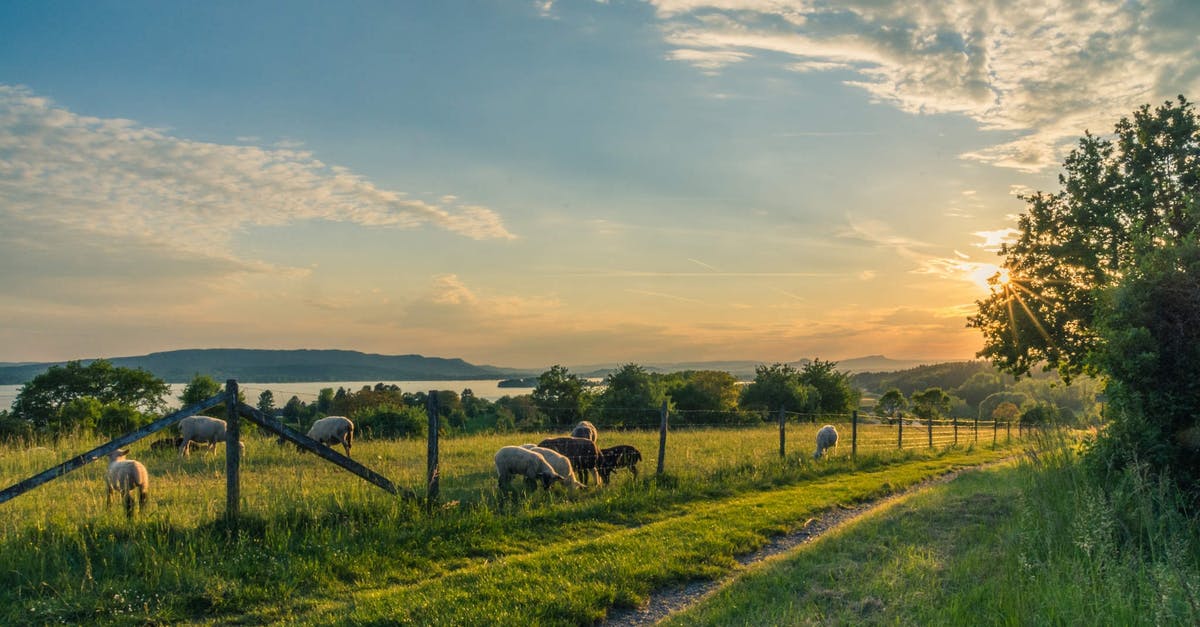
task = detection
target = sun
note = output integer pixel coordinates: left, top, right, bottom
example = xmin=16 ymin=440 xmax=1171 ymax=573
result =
xmin=997 ymin=268 xmax=1011 ymax=286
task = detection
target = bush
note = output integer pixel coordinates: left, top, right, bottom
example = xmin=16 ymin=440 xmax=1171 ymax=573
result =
xmin=351 ymin=404 xmax=427 ymax=439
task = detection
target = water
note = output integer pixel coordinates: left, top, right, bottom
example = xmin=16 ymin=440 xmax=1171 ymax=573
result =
xmin=0 ymin=379 xmax=536 ymax=412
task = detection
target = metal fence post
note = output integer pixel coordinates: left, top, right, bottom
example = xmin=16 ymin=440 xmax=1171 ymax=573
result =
xmin=225 ymin=379 xmax=240 ymax=522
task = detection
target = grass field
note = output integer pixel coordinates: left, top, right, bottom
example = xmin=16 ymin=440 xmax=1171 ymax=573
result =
xmin=666 ymin=436 xmax=1200 ymax=626
xmin=0 ymin=424 xmax=1023 ymax=624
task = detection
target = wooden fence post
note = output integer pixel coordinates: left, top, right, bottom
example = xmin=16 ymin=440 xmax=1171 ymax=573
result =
xmin=953 ymin=414 xmax=958 ymax=446
xmin=656 ymin=401 xmax=668 ymax=476
xmin=993 ymin=417 xmax=998 ymax=446
xmin=225 ymin=379 xmax=240 ymax=522
xmin=898 ymin=416 xmax=904 ymax=449
xmin=974 ymin=411 xmax=980 ymax=443
xmin=851 ymin=410 xmax=858 ymax=459
xmin=778 ymin=407 xmax=786 ymax=458
xmin=927 ymin=415 xmax=934 ymax=449
xmin=426 ymin=391 xmax=439 ymax=505
xmin=1006 ymin=418 xmax=1012 ymax=442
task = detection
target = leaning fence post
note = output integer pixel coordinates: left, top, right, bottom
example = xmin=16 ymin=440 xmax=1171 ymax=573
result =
xmin=225 ymin=379 xmax=240 ymax=522
xmin=778 ymin=407 xmax=786 ymax=458
xmin=656 ymin=401 xmax=668 ymax=476
xmin=851 ymin=410 xmax=858 ymax=459
xmin=426 ymin=391 xmax=439 ymax=505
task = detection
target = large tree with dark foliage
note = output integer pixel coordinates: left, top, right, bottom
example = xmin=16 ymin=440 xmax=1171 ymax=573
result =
xmin=11 ymin=359 xmax=169 ymax=436
xmin=969 ymin=96 xmax=1200 ymax=490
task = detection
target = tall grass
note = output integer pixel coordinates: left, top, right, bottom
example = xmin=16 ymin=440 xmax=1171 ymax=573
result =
xmin=666 ymin=430 xmax=1200 ymax=625
xmin=0 ymin=426 xmax=1019 ymax=624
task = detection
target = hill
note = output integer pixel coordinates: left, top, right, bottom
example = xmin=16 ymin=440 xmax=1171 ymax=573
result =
xmin=0 ymin=349 xmax=538 ymax=385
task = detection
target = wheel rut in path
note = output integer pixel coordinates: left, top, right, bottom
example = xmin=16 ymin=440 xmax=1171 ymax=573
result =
xmin=602 ymin=459 xmax=1013 ymax=627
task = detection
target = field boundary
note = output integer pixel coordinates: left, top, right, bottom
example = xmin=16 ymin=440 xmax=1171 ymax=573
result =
xmin=602 ymin=456 xmax=1019 ymax=626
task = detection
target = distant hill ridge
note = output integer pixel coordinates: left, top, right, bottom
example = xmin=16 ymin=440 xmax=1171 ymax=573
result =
xmin=0 ymin=349 xmax=948 ymax=386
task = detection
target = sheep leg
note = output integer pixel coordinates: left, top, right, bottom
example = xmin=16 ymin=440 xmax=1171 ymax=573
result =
xmin=179 ymin=438 xmax=191 ymax=458
xmin=123 ymin=491 xmax=135 ymax=518
xmin=629 ymin=463 xmax=638 ymax=479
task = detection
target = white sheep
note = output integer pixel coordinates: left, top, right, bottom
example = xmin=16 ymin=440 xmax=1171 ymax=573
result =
xmin=178 ymin=415 xmax=245 ymax=458
xmin=307 ymin=416 xmax=354 ymax=457
xmin=570 ymin=420 xmax=598 ymax=442
xmin=106 ymin=448 xmax=149 ymax=518
xmin=520 ymin=444 xmax=587 ymax=490
xmin=814 ymin=424 xmax=839 ymax=459
xmin=495 ymin=445 xmax=564 ymax=491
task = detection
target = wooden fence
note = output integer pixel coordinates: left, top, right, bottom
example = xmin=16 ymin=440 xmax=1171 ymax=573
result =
xmin=0 ymin=380 xmax=413 ymax=524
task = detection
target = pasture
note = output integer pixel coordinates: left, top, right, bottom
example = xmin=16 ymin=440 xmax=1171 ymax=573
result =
xmin=0 ymin=424 xmax=1022 ymax=624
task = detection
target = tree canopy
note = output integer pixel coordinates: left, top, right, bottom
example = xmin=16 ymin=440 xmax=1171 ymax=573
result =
xmin=11 ymin=360 xmax=169 ymax=436
xmin=969 ymin=96 xmax=1200 ymax=488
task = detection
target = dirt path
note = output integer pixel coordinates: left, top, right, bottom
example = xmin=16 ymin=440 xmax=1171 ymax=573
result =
xmin=602 ymin=460 xmax=1012 ymax=626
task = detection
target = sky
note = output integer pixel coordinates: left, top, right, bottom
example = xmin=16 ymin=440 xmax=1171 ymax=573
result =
xmin=0 ymin=1 xmax=1197 ymax=369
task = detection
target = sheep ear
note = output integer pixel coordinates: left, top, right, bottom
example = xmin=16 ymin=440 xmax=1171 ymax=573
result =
xmin=117 ymin=448 xmax=129 ymax=456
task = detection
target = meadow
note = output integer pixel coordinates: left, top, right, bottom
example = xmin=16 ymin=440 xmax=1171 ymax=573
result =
xmin=0 ymin=423 xmax=1022 ymax=624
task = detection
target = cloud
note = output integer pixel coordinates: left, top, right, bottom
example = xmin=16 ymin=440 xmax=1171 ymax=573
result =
xmin=650 ymin=0 xmax=1200 ymax=171
xmin=0 ymin=85 xmax=516 ymax=266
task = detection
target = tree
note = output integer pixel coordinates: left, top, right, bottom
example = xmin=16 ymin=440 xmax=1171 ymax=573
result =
xmin=992 ymin=401 xmax=1020 ymax=424
xmin=12 ymin=360 xmax=168 ymax=435
xmin=257 ymin=389 xmax=276 ymax=416
xmin=531 ymin=365 xmax=589 ymax=426
xmin=799 ymin=358 xmax=860 ymax=415
xmin=739 ymin=363 xmax=815 ymax=414
xmin=663 ymin=370 xmax=741 ymax=424
xmin=953 ymin=371 xmax=1005 ymax=409
xmin=970 ymin=96 xmax=1200 ymax=382
xmin=317 ymin=388 xmax=335 ymax=414
xmin=910 ymin=387 xmax=951 ymax=421
xmin=875 ymin=388 xmax=907 ymax=422
xmin=968 ymin=96 xmax=1200 ymax=486
xmin=179 ymin=374 xmax=222 ymax=408
xmin=593 ymin=364 xmax=666 ymax=428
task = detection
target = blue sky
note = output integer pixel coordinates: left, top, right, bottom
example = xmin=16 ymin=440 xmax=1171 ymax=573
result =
xmin=1 ymin=1 xmax=1196 ymax=368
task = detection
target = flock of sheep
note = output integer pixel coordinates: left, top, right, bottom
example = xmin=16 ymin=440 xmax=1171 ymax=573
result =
xmin=103 ymin=413 xmax=839 ymax=517
xmin=105 ymin=414 xmax=355 ymax=518
xmin=493 ymin=420 xmax=646 ymax=492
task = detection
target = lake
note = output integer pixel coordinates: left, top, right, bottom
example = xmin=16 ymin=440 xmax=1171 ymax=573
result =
xmin=0 ymin=379 xmax=536 ymax=413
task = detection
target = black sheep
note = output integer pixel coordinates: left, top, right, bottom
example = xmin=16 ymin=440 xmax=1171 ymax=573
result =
xmin=537 ymin=436 xmax=603 ymax=485
xmin=598 ymin=444 xmax=642 ymax=483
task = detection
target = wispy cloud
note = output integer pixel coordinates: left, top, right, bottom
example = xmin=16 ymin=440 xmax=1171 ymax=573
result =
xmin=651 ymin=0 xmax=1200 ymax=171
xmin=0 ymin=85 xmax=515 ymax=262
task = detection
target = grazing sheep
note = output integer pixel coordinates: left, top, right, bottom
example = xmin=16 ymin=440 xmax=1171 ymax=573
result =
xmin=495 ymin=446 xmax=564 ymax=491
xmin=814 ymin=424 xmax=839 ymax=459
xmin=106 ymin=449 xmax=149 ymax=518
xmin=178 ymin=416 xmax=245 ymax=458
xmin=307 ymin=416 xmax=354 ymax=457
xmin=598 ymin=444 xmax=643 ymax=483
xmin=149 ymin=436 xmax=184 ymax=453
xmin=537 ymin=436 xmax=603 ymax=485
xmin=520 ymin=444 xmax=587 ymax=490
xmin=570 ymin=420 xmax=598 ymax=442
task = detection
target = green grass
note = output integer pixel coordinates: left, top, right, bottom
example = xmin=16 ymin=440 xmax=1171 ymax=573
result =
xmin=0 ymin=425 xmax=1021 ymax=625
xmin=665 ymin=435 xmax=1200 ymax=626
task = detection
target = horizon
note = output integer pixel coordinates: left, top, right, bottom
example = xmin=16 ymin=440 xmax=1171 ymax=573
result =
xmin=2 ymin=2 xmax=1196 ymax=368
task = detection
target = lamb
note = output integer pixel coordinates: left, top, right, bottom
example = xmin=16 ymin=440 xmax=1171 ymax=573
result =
xmin=105 ymin=449 xmax=149 ymax=518
xmin=598 ymin=444 xmax=643 ymax=483
xmin=178 ymin=416 xmax=245 ymax=458
xmin=570 ymin=420 xmax=598 ymax=442
xmin=495 ymin=445 xmax=564 ymax=491
xmin=814 ymin=424 xmax=839 ymax=459
xmin=520 ymin=444 xmax=587 ymax=490
xmin=537 ymin=436 xmax=603 ymax=485
xmin=307 ymin=416 xmax=354 ymax=457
